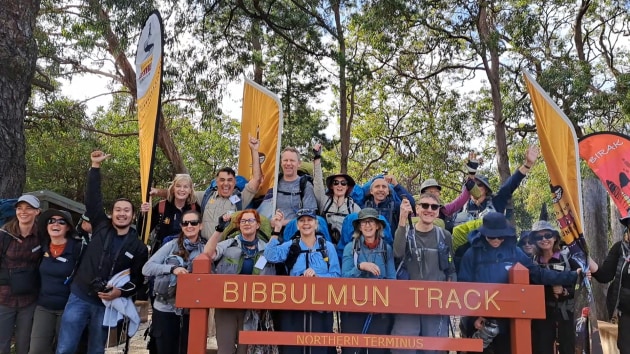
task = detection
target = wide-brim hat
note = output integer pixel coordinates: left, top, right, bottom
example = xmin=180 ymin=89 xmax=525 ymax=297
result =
xmin=420 ymin=179 xmax=442 ymax=193
xmin=325 ymin=174 xmax=356 ymax=196
xmin=38 ymin=209 xmax=76 ymax=236
xmin=620 ymin=216 xmax=630 ymax=227
xmin=475 ymin=175 xmax=493 ymax=195
xmin=517 ymin=230 xmax=532 ymax=246
xmin=352 ymin=208 xmax=386 ymax=230
xmin=478 ymin=212 xmax=515 ymax=238
xmin=530 ymin=220 xmax=560 ymax=239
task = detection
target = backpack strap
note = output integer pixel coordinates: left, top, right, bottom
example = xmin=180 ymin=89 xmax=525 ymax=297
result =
xmin=201 ymin=187 xmax=217 ymax=212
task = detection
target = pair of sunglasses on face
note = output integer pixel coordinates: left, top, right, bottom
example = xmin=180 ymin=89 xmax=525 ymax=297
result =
xmin=533 ymin=232 xmax=555 ymax=241
xmin=486 ymin=236 xmax=505 ymax=241
xmin=181 ymin=220 xmax=200 ymax=227
xmin=332 ymin=180 xmax=348 ymax=186
xmin=419 ymin=203 xmax=441 ymax=211
xmin=48 ymin=218 xmax=68 ymax=225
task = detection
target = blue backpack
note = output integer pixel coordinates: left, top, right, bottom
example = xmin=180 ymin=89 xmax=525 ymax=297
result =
xmin=0 ymin=199 xmax=18 ymax=226
xmin=336 ymin=212 xmax=393 ymax=264
xmin=282 ymin=215 xmax=332 ymax=244
xmin=201 ymin=175 xmax=249 ymax=211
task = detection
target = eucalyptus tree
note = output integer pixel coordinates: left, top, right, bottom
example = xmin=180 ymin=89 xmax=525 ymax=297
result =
xmin=33 ymin=0 xmax=231 ymax=173
xmin=0 ymin=0 xmax=41 ymax=197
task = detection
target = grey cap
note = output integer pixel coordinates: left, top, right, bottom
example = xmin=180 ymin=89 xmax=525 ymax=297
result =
xmin=420 ymin=179 xmax=442 ymax=193
xmin=14 ymin=195 xmax=40 ymax=209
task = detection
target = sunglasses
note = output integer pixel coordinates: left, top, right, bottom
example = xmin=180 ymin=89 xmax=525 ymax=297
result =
xmin=240 ymin=218 xmax=257 ymax=225
xmin=419 ymin=203 xmax=441 ymax=211
xmin=48 ymin=218 xmax=68 ymax=225
xmin=332 ymin=180 xmax=348 ymax=186
xmin=533 ymin=232 xmax=555 ymax=241
xmin=486 ymin=236 xmax=505 ymax=241
xmin=359 ymin=219 xmax=377 ymax=225
xmin=181 ymin=220 xmax=201 ymax=227
xmin=522 ymin=240 xmax=535 ymax=245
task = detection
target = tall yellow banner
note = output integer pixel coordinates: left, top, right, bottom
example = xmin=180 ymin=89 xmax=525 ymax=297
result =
xmin=524 ymin=71 xmax=603 ymax=354
xmin=523 ymin=71 xmax=584 ymax=246
xmin=238 ymin=78 xmax=283 ymax=215
xmin=135 ymin=10 xmax=164 ymax=243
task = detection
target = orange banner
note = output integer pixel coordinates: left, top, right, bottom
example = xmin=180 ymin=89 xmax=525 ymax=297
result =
xmin=238 ymin=78 xmax=283 ymax=204
xmin=523 ymin=71 xmax=584 ymax=246
xmin=135 ymin=10 xmax=164 ymax=243
xmin=579 ymin=132 xmax=630 ymax=219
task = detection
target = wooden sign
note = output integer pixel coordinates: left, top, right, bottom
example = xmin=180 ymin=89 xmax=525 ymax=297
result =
xmin=176 ymin=273 xmax=545 ymax=318
xmin=238 ymin=332 xmax=483 ymax=352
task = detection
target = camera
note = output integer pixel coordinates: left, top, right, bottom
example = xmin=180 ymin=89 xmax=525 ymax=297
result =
xmin=472 ymin=318 xmax=499 ymax=348
xmin=89 ymin=278 xmax=111 ymax=295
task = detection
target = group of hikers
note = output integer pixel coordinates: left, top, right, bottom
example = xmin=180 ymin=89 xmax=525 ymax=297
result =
xmin=0 ymin=138 xmax=629 ymax=354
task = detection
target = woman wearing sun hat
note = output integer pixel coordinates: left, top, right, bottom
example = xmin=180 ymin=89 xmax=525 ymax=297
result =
xmin=529 ymin=220 xmax=578 ymax=354
xmin=340 ymin=208 xmax=394 ymax=354
xmin=312 ymin=143 xmax=361 ymax=244
xmin=29 ymin=209 xmax=82 ymax=354
xmin=265 ymin=208 xmax=340 ymax=354
xmin=457 ymin=212 xmax=581 ymax=353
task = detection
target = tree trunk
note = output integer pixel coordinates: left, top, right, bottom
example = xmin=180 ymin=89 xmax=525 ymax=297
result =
xmin=610 ymin=200 xmax=624 ymax=244
xmin=583 ymin=177 xmax=610 ymax=320
xmin=333 ymin=2 xmax=349 ymax=174
xmin=0 ymin=0 xmax=41 ymax=198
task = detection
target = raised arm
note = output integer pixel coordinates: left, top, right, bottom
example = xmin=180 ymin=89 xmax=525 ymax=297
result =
xmin=85 ymin=151 xmax=111 ymax=226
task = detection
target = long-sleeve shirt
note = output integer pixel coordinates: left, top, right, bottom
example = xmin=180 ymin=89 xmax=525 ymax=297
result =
xmin=341 ymin=236 xmax=395 ymax=279
xmin=264 ymin=236 xmax=340 ymax=277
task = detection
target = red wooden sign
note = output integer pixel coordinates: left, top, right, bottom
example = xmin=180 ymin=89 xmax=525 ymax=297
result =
xmin=178 ymin=255 xmax=539 ymax=354
xmin=238 ymin=332 xmax=483 ymax=352
xmin=176 ymin=273 xmax=545 ymax=318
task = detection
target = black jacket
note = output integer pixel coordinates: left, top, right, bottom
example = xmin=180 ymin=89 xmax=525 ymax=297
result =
xmin=71 ymin=167 xmax=148 ymax=304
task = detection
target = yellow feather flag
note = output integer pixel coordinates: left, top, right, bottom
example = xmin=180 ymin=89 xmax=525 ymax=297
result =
xmin=523 ymin=70 xmax=584 ymax=247
xmin=135 ymin=11 xmax=164 ymax=243
xmin=238 ymin=78 xmax=283 ymax=215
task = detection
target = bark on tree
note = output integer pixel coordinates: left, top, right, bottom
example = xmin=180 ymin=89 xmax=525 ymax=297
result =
xmin=583 ymin=177 xmax=610 ymax=320
xmin=0 ymin=0 xmax=41 ymax=198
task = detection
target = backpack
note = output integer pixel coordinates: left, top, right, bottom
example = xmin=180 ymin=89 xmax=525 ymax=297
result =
xmin=360 ymin=175 xmax=403 ymax=206
xmin=201 ymin=175 xmax=249 ymax=212
xmin=320 ymin=197 xmax=356 ymax=243
xmin=276 ymin=174 xmax=314 ymax=210
xmin=396 ymin=226 xmax=452 ymax=280
xmin=153 ymin=254 xmax=184 ymax=303
xmin=282 ymin=216 xmax=331 ymax=244
xmin=336 ymin=212 xmax=392 ymax=264
xmin=284 ymin=234 xmax=330 ymax=273
xmin=0 ymin=198 xmax=18 ymax=226
xmin=352 ymin=237 xmax=388 ymax=269
xmin=221 ymin=211 xmax=273 ymax=242
xmin=257 ymin=173 xmax=315 ymax=219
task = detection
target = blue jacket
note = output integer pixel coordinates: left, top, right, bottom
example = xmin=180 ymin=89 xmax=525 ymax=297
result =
xmin=466 ymin=169 xmax=526 ymax=215
xmin=363 ymin=184 xmax=414 ymax=228
xmin=458 ymin=230 xmax=578 ymax=286
xmin=37 ymin=238 xmax=82 ymax=311
xmin=264 ymin=236 xmax=340 ymax=277
xmin=341 ymin=236 xmax=395 ymax=279
xmin=336 ymin=212 xmax=392 ymax=264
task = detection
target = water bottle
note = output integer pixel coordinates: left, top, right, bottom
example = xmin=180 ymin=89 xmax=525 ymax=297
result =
xmin=472 ymin=318 xmax=499 ymax=348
